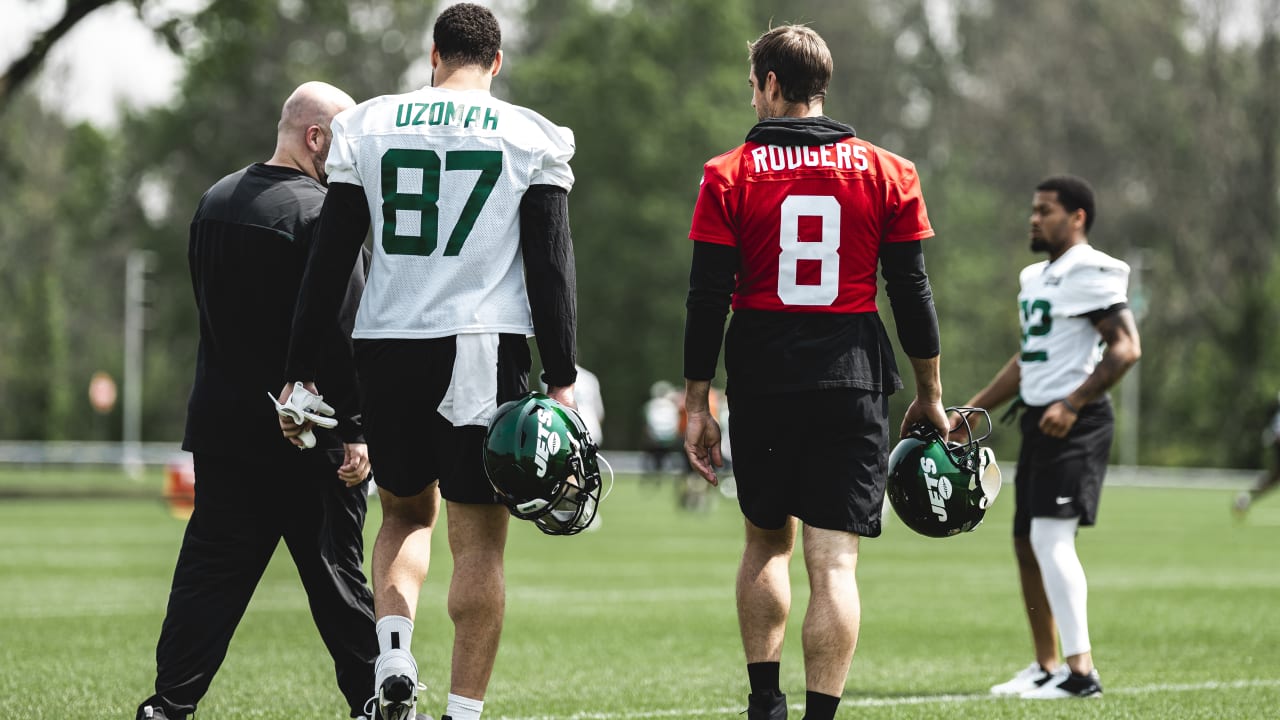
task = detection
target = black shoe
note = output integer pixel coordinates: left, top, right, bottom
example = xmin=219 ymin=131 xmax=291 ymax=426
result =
xmin=747 ymin=691 xmax=787 ymax=720
xmin=1021 ymin=669 xmax=1103 ymax=699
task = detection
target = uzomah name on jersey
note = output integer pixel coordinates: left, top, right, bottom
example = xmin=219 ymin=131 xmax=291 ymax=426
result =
xmin=394 ymin=101 xmax=499 ymax=130
xmin=749 ymin=142 xmax=870 ymax=174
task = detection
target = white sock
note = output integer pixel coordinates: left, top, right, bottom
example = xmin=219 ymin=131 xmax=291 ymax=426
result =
xmin=376 ymin=615 xmax=414 ymax=655
xmin=1029 ymin=516 xmax=1091 ymax=658
xmin=445 ymin=693 xmax=484 ymax=720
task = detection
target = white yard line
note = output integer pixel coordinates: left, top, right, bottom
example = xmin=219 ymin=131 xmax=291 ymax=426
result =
xmin=494 ymin=678 xmax=1280 ymax=720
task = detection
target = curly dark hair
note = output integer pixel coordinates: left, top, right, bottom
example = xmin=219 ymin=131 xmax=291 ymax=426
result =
xmin=1037 ymin=175 xmax=1097 ymax=232
xmin=434 ymin=3 xmax=501 ymax=68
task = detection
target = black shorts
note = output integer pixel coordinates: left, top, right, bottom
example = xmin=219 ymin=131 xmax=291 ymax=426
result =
xmin=728 ymin=388 xmax=889 ymax=536
xmin=1013 ymin=398 xmax=1114 ymax=536
xmin=354 ymin=335 xmax=530 ymax=503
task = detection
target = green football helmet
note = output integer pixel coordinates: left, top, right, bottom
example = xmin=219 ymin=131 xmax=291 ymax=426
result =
xmin=483 ymin=392 xmax=603 ymax=536
xmin=886 ymin=407 xmax=1002 ymax=538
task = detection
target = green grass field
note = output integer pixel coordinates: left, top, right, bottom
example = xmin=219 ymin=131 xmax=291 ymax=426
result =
xmin=1 ymin=467 xmax=1278 ymax=719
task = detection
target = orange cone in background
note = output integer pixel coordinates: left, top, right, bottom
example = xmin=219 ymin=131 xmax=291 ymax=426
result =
xmin=164 ymin=457 xmax=195 ymax=519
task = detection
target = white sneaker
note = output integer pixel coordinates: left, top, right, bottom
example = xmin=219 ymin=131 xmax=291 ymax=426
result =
xmin=990 ymin=662 xmax=1057 ymax=696
xmin=370 ymin=649 xmax=423 ymax=720
xmin=1021 ymin=668 xmax=1103 ymax=699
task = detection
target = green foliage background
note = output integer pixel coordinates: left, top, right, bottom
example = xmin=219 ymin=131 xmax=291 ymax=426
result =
xmin=1 ymin=0 xmax=1278 ymax=465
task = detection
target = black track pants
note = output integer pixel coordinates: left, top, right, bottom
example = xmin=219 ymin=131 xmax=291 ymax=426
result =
xmin=137 ymin=451 xmax=376 ymax=719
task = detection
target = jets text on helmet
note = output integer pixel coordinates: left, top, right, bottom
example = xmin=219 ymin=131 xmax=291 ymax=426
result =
xmin=534 ymin=408 xmax=553 ymax=477
xmin=920 ymin=456 xmax=951 ymax=522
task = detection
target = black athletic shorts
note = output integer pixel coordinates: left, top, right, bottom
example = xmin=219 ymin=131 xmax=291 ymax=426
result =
xmin=1013 ymin=398 xmax=1114 ymax=537
xmin=354 ymin=335 xmax=530 ymax=503
xmin=727 ymin=388 xmax=889 ymax=536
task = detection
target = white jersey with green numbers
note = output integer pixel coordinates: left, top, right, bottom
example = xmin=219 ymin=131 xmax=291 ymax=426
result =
xmin=1016 ymin=243 xmax=1130 ymax=406
xmin=325 ymin=85 xmax=575 ymax=340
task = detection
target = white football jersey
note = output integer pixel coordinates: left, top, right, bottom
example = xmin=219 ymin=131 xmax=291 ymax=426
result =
xmin=326 ymin=86 xmax=575 ymax=339
xmin=1017 ymin=243 xmax=1129 ymax=406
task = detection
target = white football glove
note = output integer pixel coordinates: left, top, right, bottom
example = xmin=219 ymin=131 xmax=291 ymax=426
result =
xmin=269 ymin=382 xmax=339 ymax=450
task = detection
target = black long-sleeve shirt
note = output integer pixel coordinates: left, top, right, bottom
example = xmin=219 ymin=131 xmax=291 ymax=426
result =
xmin=183 ymin=163 xmax=366 ymax=458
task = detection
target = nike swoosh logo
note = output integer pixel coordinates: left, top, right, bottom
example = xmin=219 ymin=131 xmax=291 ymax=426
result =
xmin=1055 ymin=496 xmax=1073 ymax=505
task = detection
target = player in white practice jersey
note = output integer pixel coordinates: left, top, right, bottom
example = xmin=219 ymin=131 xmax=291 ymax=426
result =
xmin=279 ymin=6 xmax=580 ymax=720
xmin=955 ymin=175 xmax=1141 ymax=700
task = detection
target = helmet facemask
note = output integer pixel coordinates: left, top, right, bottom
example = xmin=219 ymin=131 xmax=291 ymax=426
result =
xmin=515 ymin=433 xmax=603 ymax=536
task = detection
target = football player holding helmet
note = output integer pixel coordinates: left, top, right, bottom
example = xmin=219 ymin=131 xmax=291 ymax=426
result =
xmin=886 ymin=407 xmax=1002 ymax=538
xmin=483 ymin=392 xmax=605 ymax=535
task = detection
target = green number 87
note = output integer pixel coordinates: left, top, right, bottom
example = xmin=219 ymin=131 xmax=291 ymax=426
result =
xmin=380 ymin=148 xmax=502 ymax=256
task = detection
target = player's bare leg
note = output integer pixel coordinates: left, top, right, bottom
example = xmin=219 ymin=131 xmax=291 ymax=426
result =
xmin=738 ymin=517 xmax=797 ymax=664
xmin=371 ymin=484 xmax=441 ymax=719
xmin=1013 ymin=535 xmax=1059 ymax=670
xmin=800 ymin=526 xmax=860 ymax=697
xmin=446 ymin=501 xmax=510 ymax=701
xmin=374 ymin=485 xmax=442 ymax=618
xmin=737 ymin=517 xmax=795 ymax=719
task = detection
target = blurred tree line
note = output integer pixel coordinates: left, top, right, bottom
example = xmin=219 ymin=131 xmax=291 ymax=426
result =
xmin=0 ymin=0 xmax=1277 ymax=467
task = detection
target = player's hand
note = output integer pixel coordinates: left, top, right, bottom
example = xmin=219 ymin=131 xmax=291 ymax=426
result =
xmin=546 ymin=384 xmax=577 ymax=410
xmin=1039 ymin=400 xmax=1078 ymax=439
xmin=337 ymin=442 xmax=371 ymax=487
xmin=273 ymin=381 xmax=337 ymax=449
xmin=683 ymin=410 xmax=723 ymax=486
xmin=901 ymin=396 xmax=949 ymax=443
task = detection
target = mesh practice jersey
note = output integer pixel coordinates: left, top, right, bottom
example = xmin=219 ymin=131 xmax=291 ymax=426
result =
xmin=688 ymin=135 xmax=933 ymax=313
xmin=326 ymin=86 xmax=575 ymax=339
xmin=1017 ymin=243 xmax=1130 ymax=406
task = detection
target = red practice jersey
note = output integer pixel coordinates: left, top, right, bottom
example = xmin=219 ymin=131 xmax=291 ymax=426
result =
xmin=689 ymin=136 xmax=933 ymax=313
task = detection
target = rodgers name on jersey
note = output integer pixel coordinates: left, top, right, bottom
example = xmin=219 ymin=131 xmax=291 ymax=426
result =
xmin=1017 ymin=243 xmax=1130 ymax=407
xmin=326 ymin=85 xmax=575 ymax=341
xmin=690 ymin=136 xmax=932 ymax=314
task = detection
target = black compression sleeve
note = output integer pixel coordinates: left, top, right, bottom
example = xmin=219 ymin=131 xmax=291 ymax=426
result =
xmin=684 ymin=242 xmax=737 ymax=380
xmin=520 ymin=185 xmax=578 ymax=387
xmin=1083 ymin=301 xmax=1129 ymax=323
xmin=330 ymin=247 xmax=370 ymax=443
xmin=880 ymin=241 xmax=940 ymax=359
xmin=285 ymin=182 xmax=371 ymax=381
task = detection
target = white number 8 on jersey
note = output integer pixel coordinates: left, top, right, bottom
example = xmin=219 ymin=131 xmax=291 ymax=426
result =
xmin=777 ymin=195 xmax=841 ymax=306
